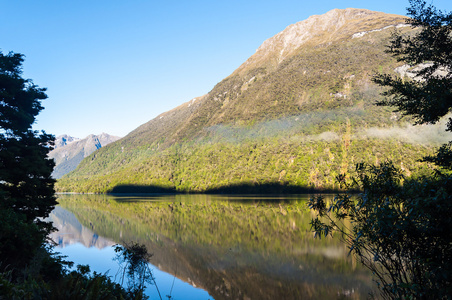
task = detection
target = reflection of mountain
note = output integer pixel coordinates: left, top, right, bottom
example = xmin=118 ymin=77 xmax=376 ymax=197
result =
xmin=49 ymin=206 xmax=115 ymax=249
xmin=57 ymin=194 xmax=374 ymax=300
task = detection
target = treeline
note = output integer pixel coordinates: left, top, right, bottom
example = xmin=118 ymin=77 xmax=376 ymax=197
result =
xmin=56 ymin=133 xmax=434 ymax=193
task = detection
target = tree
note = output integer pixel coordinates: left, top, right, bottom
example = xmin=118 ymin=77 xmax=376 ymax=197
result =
xmin=0 ymin=51 xmax=56 ymax=272
xmin=373 ymin=0 xmax=452 ymax=170
xmin=310 ymin=1 xmax=452 ymax=299
xmin=0 ymin=51 xmax=147 ymax=299
xmin=310 ymin=163 xmax=452 ymax=299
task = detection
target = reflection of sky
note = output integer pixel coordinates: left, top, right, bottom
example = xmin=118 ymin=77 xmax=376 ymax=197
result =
xmin=52 ymin=208 xmax=213 ymax=300
xmin=56 ymin=243 xmax=118 ymax=276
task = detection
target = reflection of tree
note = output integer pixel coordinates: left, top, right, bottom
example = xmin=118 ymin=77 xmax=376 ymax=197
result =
xmin=57 ymin=194 xmax=374 ymax=299
xmin=114 ymin=242 xmax=162 ymax=300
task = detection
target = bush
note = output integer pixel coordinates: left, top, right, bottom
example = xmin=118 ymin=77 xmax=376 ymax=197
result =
xmin=309 ymin=162 xmax=452 ymax=299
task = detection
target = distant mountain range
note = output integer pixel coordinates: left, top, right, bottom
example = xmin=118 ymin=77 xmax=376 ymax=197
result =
xmin=56 ymin=8 xmax=451 ymax=193
xmin=49 ymin=133 xmax=121 ymax=179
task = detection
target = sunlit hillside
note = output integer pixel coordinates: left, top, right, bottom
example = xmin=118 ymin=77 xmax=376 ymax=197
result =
xmin=56 ymin=8 xmax=450 ymax=193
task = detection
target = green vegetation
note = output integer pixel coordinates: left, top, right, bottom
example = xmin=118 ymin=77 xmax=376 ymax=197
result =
xmin=310 ymin=163 xmax=452 ymax=299
xmin=56 ymin=11 xmax=437 ymax=194
xmin=57 ymin=135 xmax=434 ymax=193
xmin=0 ymin=264 xmax=132 ymax=300
xmin=310 ymin=1 xmax=452 ymax=298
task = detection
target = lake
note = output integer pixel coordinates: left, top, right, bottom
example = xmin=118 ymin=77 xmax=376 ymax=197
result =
xmin=49 ymin=194 xmax=374 ymax=299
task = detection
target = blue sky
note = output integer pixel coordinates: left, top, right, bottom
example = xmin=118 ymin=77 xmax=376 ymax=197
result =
xmin=1 ymin=0 xmax=451 ymax=138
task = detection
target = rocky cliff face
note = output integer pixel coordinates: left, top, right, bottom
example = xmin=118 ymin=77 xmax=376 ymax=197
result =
xmin=49 ymin=133 xmax=121 ymax=178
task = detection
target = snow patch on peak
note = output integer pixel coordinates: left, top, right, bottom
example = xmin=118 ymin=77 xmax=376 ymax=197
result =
xmin=352 ymin=23 xmax=409 ymax=38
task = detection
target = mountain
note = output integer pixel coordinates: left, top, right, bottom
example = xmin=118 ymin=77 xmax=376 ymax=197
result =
xmin=48 ymin=206 xmax=114 ymax=249
xmin=56 ymin=8 xmax=451 ymax=193
xmin=49 ymin=133 xmax=121 ymax=179
xmin=53 ymin=134 xmax=80 ymax=148
xmin=121 ymin=9 xmax=409 ymax=148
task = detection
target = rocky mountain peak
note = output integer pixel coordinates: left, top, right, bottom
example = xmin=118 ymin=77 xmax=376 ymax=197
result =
xmin=237 ymin=8 xmax=407 ymax=73
xmin=49 ymin=133 xmax=121 ymax=178
xmin=54 ymin=134 xmax=80 ymax=149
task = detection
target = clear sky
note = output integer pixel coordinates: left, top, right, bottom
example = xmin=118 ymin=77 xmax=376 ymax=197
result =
xmin=1 ymin=0 xmax=451 ymax=138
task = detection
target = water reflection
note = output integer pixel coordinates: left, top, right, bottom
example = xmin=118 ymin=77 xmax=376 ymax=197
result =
xmin=50 ymin=206 xmax=115 ymax=249
xmin=49 ymin=204 xmax=213 ymax=299
xmin=51 ymin=194 xmax=374 ymax=299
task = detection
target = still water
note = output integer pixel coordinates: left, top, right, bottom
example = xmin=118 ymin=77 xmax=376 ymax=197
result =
xmin=49 ymin=194 xmax=374 ymax=299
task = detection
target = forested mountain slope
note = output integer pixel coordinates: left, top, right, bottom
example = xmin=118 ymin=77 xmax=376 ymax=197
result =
xmin=56 ymin=8 xmax=450 ymax=193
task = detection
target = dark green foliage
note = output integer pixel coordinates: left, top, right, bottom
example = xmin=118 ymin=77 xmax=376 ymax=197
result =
xmin=0 ymin=51 xmax=56 ymax=275
xmin=0 ymin=263 xmax=132 ymax=300
xmin=47 ymin=266 xmax=130 ymax=300
xmin=0 ymin=52 xmax=47 ymax=134
xmin=0 ymin=131 xmax=56 ymax=223
xmin=373 ymin=0 xmax=452 ymax=169
xmin=309 ymin=163 xmax=452 ymax=299
xmin=422 ymin=141 xmax=452 ymax=170
xmin=0 ymin=207 xmax=47 ymax=272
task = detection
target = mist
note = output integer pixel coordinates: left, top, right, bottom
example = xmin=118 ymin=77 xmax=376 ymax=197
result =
xmin=358 ymin=115 xmax=452 ymax=145
xmin=205 ymin=111 xmax=452 ymax=145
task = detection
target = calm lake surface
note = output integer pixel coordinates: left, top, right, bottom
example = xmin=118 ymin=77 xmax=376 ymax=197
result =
xmin=49 ymin=194 xmax=374 ymax=300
